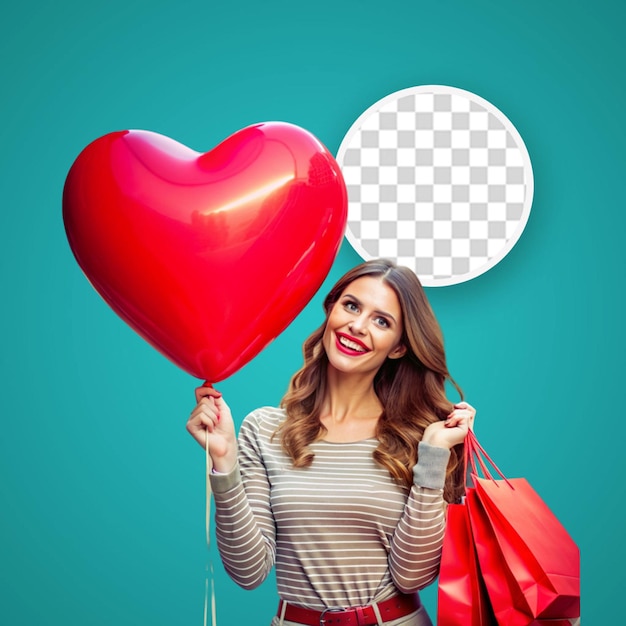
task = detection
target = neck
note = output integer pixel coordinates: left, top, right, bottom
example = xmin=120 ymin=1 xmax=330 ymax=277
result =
xmin=321 ymin=369 xmax=382 ymax=423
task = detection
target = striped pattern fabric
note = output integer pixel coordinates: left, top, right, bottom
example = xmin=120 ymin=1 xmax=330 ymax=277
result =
xmin=211 ymin=407 xmax=448 ymax=611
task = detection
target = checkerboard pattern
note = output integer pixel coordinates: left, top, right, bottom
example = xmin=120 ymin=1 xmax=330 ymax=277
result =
xmin=337 ymin=86 xmax=533 ymax=286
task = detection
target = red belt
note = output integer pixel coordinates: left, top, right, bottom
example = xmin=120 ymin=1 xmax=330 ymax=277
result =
xmin=277 ymin=593 xmax=421 ymax=626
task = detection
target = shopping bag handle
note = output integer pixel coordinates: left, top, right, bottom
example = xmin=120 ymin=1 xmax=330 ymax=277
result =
xmin=465 ymin=429 xmax=513 ymax=489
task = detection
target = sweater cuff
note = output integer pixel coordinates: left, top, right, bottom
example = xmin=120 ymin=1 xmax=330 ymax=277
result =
xmin=413 ymin=442 xmax=450 ymax=490
xmin=209 ymin=461 xmax=242 ymax=493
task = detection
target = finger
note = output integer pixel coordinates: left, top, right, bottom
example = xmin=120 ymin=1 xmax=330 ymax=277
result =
xmin=445 ymin=415 xmax=471 ymax=429
xmin=196 ymin=402 xmax=221 ymax=421
xmin=194 ymin=398 xmax=221 ymax=422
xmin=186 ymin=419 xmax=208 ymax=447
xmin=199 ymin=413 xmax=219 ymax=431
xmin=195 ymin=388 xmax=222 ymax=404
xmin=187 ymin=411 xmax=219 ymax=436
xmin=186 ymin=414 xmax=204 ymax=434
xmin=195 ymin=384 xmax=222 ymax=403
xmin=448 ymin=406 xmax=475 ymax=420
xmin=188 ymin=401 xmax=219 ymax=425
xmin=213 ymin=395 xmax=231 ymax=418
xmin=198 ymin=396 xmax=218 ymax=410
xmin=191 ymin=397 xmax=220 ymax=424
xmin=445 ymin=414 xmax=460 ymax=427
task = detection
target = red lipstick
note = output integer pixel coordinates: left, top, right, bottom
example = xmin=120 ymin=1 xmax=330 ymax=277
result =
xmin=335 ymin=332 xmax=370 ymax=355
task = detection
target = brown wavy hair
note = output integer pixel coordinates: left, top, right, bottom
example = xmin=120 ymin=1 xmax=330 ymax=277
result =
xmin=277 ymin=258 xmax=465 ymax=503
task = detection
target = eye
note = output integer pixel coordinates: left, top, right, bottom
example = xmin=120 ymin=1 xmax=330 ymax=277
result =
xmin=374 ymin=316 xmax=390 ymax=328
xmin=343 ymin=300 xmax=359 ymax=313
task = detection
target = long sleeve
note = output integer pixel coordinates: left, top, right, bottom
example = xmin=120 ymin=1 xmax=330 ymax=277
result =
xmin=388 ymin=442 xmax=450 ymax=592
xmin=210 ymin=413 xmax=277 ymax=590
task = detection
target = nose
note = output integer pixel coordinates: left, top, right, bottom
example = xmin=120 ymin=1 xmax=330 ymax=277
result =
xmin=349 ymin=314 xmax=367 ymax=335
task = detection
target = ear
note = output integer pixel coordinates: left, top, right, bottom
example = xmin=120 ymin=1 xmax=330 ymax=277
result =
xmin=388 ymin=343 xmax=407 ymax=360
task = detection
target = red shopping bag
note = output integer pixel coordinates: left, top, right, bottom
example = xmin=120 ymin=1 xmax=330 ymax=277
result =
xmin=437 ymin=502 xmax=497 ymax=626
xmin=465 ymin=431 xmax=580 ymax=625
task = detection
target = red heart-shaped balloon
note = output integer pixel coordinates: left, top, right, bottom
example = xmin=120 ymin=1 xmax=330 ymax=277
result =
xmin=63 ymin=122 xmax=347 ymax=381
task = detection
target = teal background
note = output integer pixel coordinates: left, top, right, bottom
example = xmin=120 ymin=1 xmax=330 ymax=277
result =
xmin=1 ymin=0 xmax=621 ymax=623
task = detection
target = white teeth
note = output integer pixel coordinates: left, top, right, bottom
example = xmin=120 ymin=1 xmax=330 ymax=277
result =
xmin=339 ymin=336 xmax=366 ymax=352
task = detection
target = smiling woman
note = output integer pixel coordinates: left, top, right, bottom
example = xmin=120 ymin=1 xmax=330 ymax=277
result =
xmin=323 ymin=276 xmax=407 ymax=372
xmin=186 ymin=258 xmax=476 ymax=626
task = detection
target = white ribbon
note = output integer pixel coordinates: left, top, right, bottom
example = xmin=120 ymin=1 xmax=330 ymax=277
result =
xmin=204 ymin=434 xmax=217 ymax=626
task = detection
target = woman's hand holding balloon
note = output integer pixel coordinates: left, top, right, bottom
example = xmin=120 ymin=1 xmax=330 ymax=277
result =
xmin=187 ymin=386 xmax=238 ymax=473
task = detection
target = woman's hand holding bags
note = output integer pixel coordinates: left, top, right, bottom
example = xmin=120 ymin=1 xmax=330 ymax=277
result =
xmin=437 ymin=431 xmax=580 ymax=625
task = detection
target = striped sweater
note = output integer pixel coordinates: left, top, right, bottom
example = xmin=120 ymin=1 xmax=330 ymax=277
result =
xmin=210 ymin=406 xmax=450 ymax=610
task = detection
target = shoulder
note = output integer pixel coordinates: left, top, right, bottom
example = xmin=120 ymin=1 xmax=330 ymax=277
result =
xmin=240 ymin=406 xmax=286 ymax=439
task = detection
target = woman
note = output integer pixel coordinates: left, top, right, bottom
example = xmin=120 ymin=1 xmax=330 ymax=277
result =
xmin=187 ymin=259 xmax=475 ymax=626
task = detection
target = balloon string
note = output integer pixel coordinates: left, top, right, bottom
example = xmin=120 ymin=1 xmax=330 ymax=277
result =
xmin=205 ymin=434 xmax=217 ymax=626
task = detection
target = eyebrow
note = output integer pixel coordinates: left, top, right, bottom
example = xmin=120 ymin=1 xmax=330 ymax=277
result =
xmin=341 ymin=293 xmax=398 ymax=325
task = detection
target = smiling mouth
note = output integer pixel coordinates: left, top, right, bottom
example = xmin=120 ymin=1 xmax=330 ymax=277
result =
xmin=336 ymin=333 xmax=370 ymax=353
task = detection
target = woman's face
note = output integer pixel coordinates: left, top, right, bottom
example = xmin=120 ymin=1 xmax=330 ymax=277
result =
xmin=322 ymin=275 xmax=407 ymax=377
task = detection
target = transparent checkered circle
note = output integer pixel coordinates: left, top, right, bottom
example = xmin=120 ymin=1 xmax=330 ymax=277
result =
xmin=336 ymin=85 xmax=534 ymax=287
